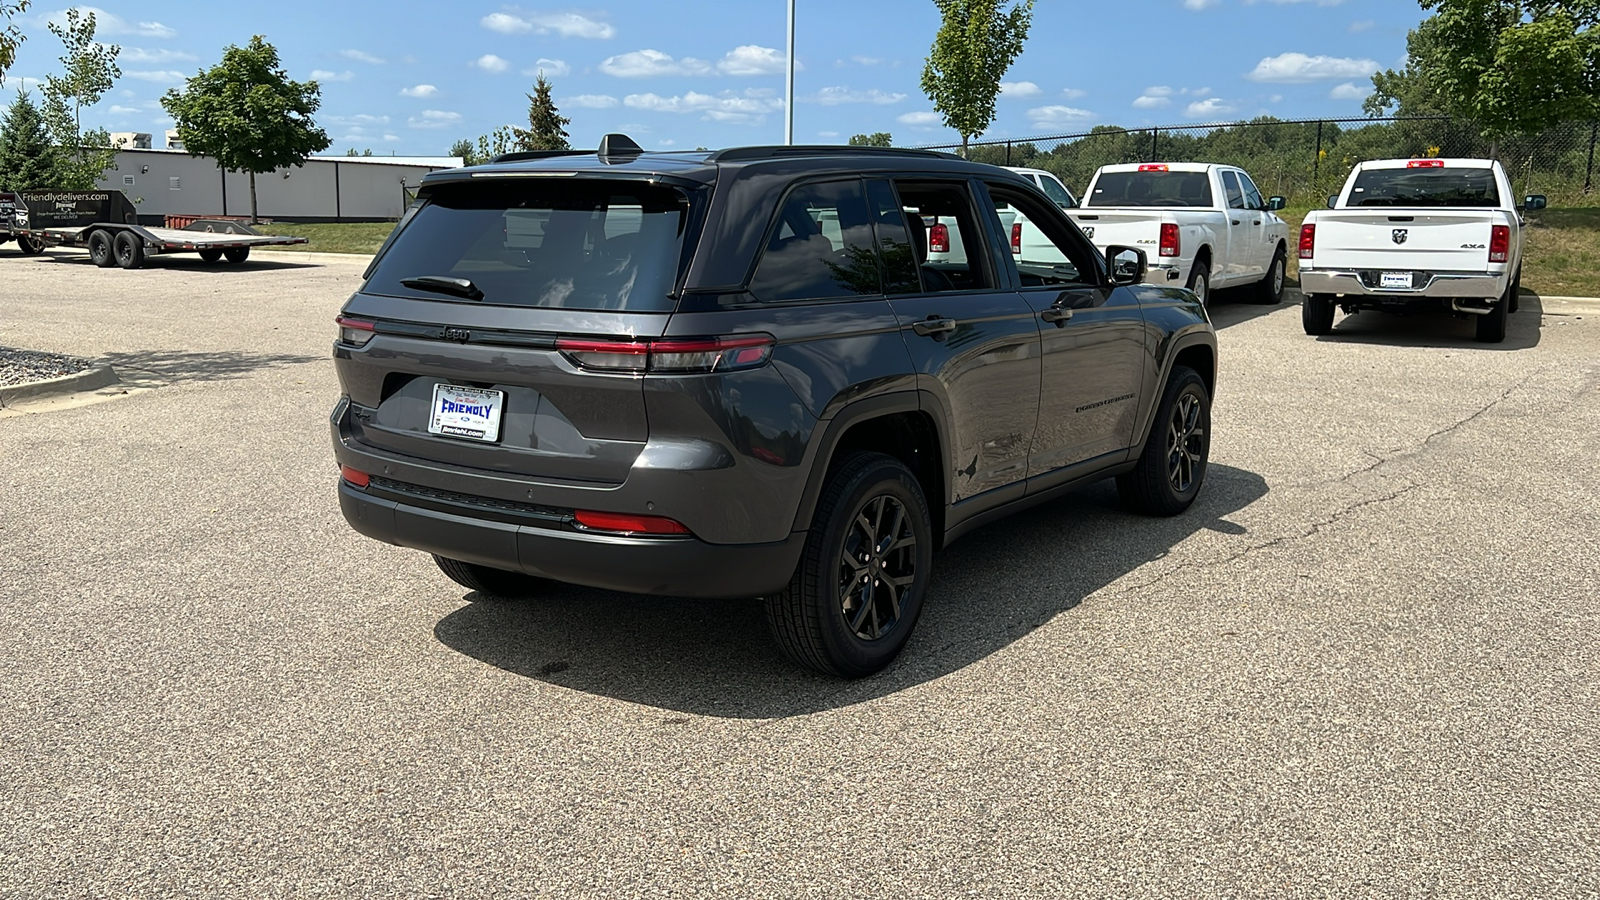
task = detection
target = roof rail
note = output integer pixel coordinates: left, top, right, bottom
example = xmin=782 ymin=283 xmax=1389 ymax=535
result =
xmin=706 ymin=145 xmax=962 ymax=163
xmin=489 ymin=149 xmax=591 ymax=164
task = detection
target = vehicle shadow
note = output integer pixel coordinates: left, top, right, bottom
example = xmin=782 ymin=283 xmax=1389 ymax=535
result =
xmin=29 ymin=250 xmax=323 ymax=272
xmin=1205 ymin=281 xmax=1300 ymax=330
xmin=102 ymin=349 xmax=323 ymax=386
xmin=432 ymin=464 xmax=1269 ymax=717
xmin=1313 ymin=292 xmax=1542 ymax=350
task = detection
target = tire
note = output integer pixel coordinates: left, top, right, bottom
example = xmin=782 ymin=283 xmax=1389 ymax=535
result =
xmin=1254 ymin=245 xmax=1286 ymax=305
xmin=113 ymin=230 xmax=144 ymax=269
xmin=223 ymin=246 xmax=250 ymax=264
xmin=1475 ymin=289 xmax=1509 ymax=344
xmin=88 ymin=229 xmax=116 ymax=267
xmin=1186 ymin=259 xmax=1211 ymax=306
xmin=1302 ymin=292 xmax=1335 ymax=335
xmin=1508 ymin=267 xmax=1521 ymax=314
xmin=432 ymin=555 xmax=547 ymax=598
xmin=16 ymin=235 xmax=44 ymax=256
xmin=198 ymin=248 xmax=223 ymax=264
xmin=1117 ymin=366 xmax=1211 ymax=517
xmin=765 ymin=452 xmax=933 ymax=678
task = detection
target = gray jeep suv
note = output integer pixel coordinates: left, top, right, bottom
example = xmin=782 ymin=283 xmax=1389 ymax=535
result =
xmin=331 ymin=135 xmax=1217 ymax=677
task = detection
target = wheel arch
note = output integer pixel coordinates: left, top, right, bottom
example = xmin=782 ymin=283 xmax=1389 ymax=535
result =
xmin=1130 ymin=333 xmax=1216 ymax=459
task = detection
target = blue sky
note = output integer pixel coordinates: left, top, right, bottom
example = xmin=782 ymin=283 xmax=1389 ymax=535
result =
xmin=3 ymin=0 xmax=1428 ymax=156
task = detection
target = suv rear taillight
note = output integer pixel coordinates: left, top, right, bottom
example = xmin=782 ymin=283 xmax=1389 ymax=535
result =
xmin=336 ymin=316 xmax=375 ymax=347
xmin=556 ymin=335 xmax=775 ymax=374
xmin=1011 ymin=222 xmax=1022 ymax=254
xmin=1299 ymin=224 xmax=1316 ymax=259
xmin=1489 ymin=225 xmax=1510 ymax=263
xmin=574 ymin=510 xmax=691 ymax=535
xmin=929 ymin=223 xmax=949 ymax=254
xmin=1159 ymin=223 xmax=1180 ymax=258
xmin=340 ymin=465 xmax=370 ymax=488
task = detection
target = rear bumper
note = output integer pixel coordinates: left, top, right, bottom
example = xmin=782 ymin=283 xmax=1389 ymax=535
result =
xmin=339 ymin=479 xmax=806 ymax=598
xmin=1300 ymin=269 xmax=1506 ymax=299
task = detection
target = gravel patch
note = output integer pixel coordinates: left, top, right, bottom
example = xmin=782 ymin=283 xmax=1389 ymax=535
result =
xmin=0 ymin=346 xmax=96 ymax=387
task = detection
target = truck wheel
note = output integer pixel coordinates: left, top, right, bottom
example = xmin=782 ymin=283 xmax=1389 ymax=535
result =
xmin=1509 ymin=267 xmax=1521 ymax=314
xmin=765 ymin=452 xmax=933 ymax=678
xmin=1302 ymin=293 xmax=1335 ymax=335
xmin=223 ymin=246 xmax=250 ymax=264
xmin=112 ymin=231 xmax=144 ymax=269
xmin=16 ymin=235 xmax=44 ymax=256
xmin=1186 ymin=260 xmax=1211 ymax=306
xmin=88 ymin=230 xmax=116 ymax=267
xmin=1254 ymin=246 xmax=1286 ymax=305
xmin=1117 ymin=366 xmax=1210 ymax=517
xmin=432 ymin=555 xmax=547 ymax=598
xmin=1475 ymin=291 xmax=1509 ymax=344
xmin=198 ymin=248 xmax=223 ymax=264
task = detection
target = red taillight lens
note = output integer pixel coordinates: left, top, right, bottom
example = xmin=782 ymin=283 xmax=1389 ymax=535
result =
xmin=340 ymin=465 xmax=370 ymax=488
xmin=1489 ymin=225 xmax=1510 ymax=263
xmin=1158 ymin=222 xmax=1180 ymax=258
xmin=573 ymin=510 xmax=691 ymax=535
xmin=1139 ymin=164 xmax=1170 ymax=172
xmin=1407 ymin=159 xmax=1445 ymax=168
xmin=929 ymin=223 xmax=949 ymax=254
xmin=555 ymin=335 xmax=775 ymax=374
xmin=1299 ymin=223 xmax=1316 ymax=259
xmin=336 ymin=315 xmax=375 ymax=347
xmin=1011 ymin=222 xmax=1022 ymax=254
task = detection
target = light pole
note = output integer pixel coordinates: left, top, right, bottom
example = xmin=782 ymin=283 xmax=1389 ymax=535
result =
xmin=785 ymin=0 xmax=795 ymax=145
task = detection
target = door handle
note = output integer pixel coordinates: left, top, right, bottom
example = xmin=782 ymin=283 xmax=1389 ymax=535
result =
xmin=1041 ymin=308 xmax=1073 ymax=326
xmin=912 ymin=316 xmax=957 ymax=337
xmin=1230 ymin=219 xmax=1241 ymax=225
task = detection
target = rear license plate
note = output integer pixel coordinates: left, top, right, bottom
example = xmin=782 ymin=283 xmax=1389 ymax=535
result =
xmin=1380 ymin=271 xmax=1412 ymax=289
xmin=428 ymin=384 xmax=504 ymax=443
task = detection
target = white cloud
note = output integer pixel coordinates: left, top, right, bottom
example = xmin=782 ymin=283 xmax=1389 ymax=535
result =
xmin=125 ymin=70 xmax=186 ymax=84
xmin=1185 ymin=97 xmax=1236 ymax=118
xmin=810 ymin=86 xmax=906 ymax=105
xmin=119 ymin=47 xmax=196 ymax=64
xmin=897 ymin=110 xmax=942 ymax=126
xmin=1061 ymin=87 xmax=1087 ymax=100
xmin=107 ymin=105 xmax=141 ymax=115
xmin=310 ymin=70 xmax=354 ymax=83
xmin=622 ymin=90 xmax=783 ymax=124
xmin=1246 ymin=52 xmax=1379 ymax=83
xmin=1027 ymin=105 xmax=1094 ymax=128
xmin=563 ymin=94 xmax=619 ymax=108
xmin=717 ymin=45 xmax=790 ymax=76
xmin=327 ymin=114 xmax=391 ymax=126
xmin=1000 ymin=81 xmax=1043 ymax=98
xmin=480 ymin=10 xmax=615 ymax=39
xmin=341 ymin=49 xmax=386 ymax=65
xmin=1329 ymin=82 xmax=1367 ymax=100
xmin=408 ymin=110 xmax=463 ymax=129
xmin=474 ymin=54 xmax=511 ymax=73
xmin=1133 ymin=86 xmax=1172 ymax=108
xmin=400 ymin=84 xmax=439 ymax=98
xmin=601 ymin=49 xmax=712 ymax=78
xmin=44 ymin=7 xmax=175 ymax=39
xmin=525 ymin=58 xmax=570 ymax=77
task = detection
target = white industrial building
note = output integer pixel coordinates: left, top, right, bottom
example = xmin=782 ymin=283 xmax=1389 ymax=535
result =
xmin=94 ymin=148 xmax=464 ymax=223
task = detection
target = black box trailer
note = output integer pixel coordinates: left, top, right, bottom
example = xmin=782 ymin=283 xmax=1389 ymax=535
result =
xmin=0 ymin=190 xmax=308 ymax=268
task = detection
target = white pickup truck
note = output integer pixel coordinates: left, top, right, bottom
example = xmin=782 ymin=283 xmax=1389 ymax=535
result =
xmin=1069 ymin=162 xmax=1290 ymax=305
xmin=1298 ymin=158 xmax=1544 ymax=343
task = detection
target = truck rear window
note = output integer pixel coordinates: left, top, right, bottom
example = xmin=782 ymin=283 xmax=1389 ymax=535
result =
xmin=1085 ymin=172 xmax=1212 ymax=208
xmin=364 ymin=180 xmax=693 ymax=311
xmin=1348 ymin=168 xmax=1500 ymax=207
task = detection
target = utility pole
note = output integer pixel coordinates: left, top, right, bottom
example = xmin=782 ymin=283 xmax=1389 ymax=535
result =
xmin=785 ymin=0 xmax=795 ymax=145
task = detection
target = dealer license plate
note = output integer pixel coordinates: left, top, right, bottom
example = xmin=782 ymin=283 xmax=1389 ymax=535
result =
xmin=1380 ymin=271 xmax=1412 ymax=289
xmin=427 ymin=384 xmax=504 ymax=443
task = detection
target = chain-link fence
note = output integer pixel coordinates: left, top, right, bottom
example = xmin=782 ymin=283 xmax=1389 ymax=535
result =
xmin=915 ymin=116 xmax=1600 ymax=208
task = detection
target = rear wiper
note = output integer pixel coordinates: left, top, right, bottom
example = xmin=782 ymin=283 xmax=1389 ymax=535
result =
xmin=400 ymin=275 xmax=483 ymax=301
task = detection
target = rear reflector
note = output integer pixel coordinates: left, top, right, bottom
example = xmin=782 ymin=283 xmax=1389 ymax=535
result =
xmin=573 ymin=510 xmax=691 ymax=535
xmin=1159 ymin=222 xmax=1180 ymax=258
xmin=556 ymin=334 xmax=775 ymax=374
xmin=335 ymin=315 xmax=376 ymax=347
xmin=1298 ymin=223 xmax=1316 ymax=259
xmin=1011 ymin=222 xmax=1022 ymax=254
xmin=1489 ymin=224 xmax=1511 ymax=263
xmin=929 ymin=222 xmax=950 ymax=254
xmin=340 ymin=465 xmax=370 ymax=488
xmin=1407 ymin=159 xmax=1445 ymax=168
xmin=1139 ymin=164 xmax=1170 ymax=172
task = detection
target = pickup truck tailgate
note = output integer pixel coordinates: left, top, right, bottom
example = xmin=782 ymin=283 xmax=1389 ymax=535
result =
xmin=1311 ymin=212 xmax=1502 ymax=272
xmin=1068 ymin=211 xmax=1155 ymax=250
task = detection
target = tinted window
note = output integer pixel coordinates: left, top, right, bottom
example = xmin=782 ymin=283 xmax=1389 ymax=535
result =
xmin=1349 ymin=167 xmax=1501 ymax=207
xmin=1220 ymin=170 xmax=1246 ymax=210
xmin=985 ymin=184 xmax=1096 ymax=288
xmin=749 ymin=179 xmax=879 ymax=302
xmin=866 ymin=179 xmax=919 ymax=295
xmin=1086 ymin=171 xmax=1213 ymax=208
xmin=365 ymin=180 xmax=690 ymax=311
xmin=895 ymin=181 xmax=993 ymax=293
xmin=1036 ymin=175 xmax=1076 ymax=208
xmin=1237 ymin=171 xmax=1264 ymax=210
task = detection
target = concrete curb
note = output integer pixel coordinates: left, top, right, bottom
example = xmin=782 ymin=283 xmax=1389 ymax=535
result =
xmin=0 ymin=364 xmax=119 ymax=407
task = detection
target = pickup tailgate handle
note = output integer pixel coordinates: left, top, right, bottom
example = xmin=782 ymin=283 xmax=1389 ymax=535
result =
xmin=911 ymin=316 xmax=957 ymax=337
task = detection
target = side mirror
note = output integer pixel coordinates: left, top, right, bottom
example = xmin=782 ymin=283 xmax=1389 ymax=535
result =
xmin=1105 ymin=245 xmax=1146 ymax=286
xmin=1523 ymin=194 xmax=1547 ymax=211
xmin=1265 ymin=196 xmax=1287 ymax=211
xmin=1326 ymin=194 xmax=1339 ymax=209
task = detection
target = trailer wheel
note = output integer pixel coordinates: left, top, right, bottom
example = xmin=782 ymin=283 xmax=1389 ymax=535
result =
xmin=113 ymin=231 xmax=144 ymax=269
xmin=198 ymin=248 xmax=223 ymax=264
xmin=88 ymin=229 xmax=116 ymax=267
xmin=223 ymin=246 xmax=250 ymax=264
xmin=16 ymin=235 xmax=44 ymax=256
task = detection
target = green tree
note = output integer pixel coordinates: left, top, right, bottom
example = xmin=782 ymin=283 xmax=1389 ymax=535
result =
xmin=161 ymin=36 xmax=332 ymax=223
xmin=39 ymin=7 xmax=120 ymax=189
xmin=848 ymin=132 xmax=894 ymax=147
xmin=475 ymin=125 xmax=515 ymax=163
xmin=0 ymin=0 xmax=29 ymax=85
xmin=511 ymin=73 xmax=570 ymax=151
xmin=920 ymin=0 xmax=1034 ymax=156
xmin=448 ymin=137 xmax=482 ymax=165
xmin=0 ymin=89 xmax=56 ymax=190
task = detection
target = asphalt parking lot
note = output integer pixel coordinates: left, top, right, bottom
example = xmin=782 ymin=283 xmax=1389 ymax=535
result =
xmin=3 ymin=248 xmax=1598 ymax=898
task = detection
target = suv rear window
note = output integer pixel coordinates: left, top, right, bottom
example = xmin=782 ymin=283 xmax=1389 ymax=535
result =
xmin=1085 ymin=171 xmax=1212 ymax=208
xmin=365 ymin=180 xmax=693 ymax=311
xmin=1348 ymin=167 xmax=1500 ymax=207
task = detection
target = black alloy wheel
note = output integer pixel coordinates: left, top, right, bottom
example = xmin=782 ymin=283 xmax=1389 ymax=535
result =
xmin=113 ymin=231 xmax=144 ymax=269
xmin=1166 ymin=388 xmax=1206 ymax=495
xmin=88 ymin=229 xmax=116 ymax=267
xmin=838 ymin=493 xmax=919 ymax=642
xmin=1117 ymin=365 xmax=1211 ymax=517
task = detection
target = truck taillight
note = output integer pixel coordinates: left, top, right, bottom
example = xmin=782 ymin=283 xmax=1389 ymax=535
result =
xmin=555 ymin=335 xmax=775 ymax=374
xmin=1011 ymin=222 xmax=1022 ymax=254
xmin=1407 ymin=159 xmax=1445 ymax=168
xmin=1139 ymin=164 xmax=1169 ymax=172
xmin=335 ymin=315 xmax=376 ymax=347
xmin=929 ymin=223 xmax=949 ymax=254
xmin=1298 ymin=224 xmax=1316 ymax=259
xmin=1489 ymin=225 xmax=1510 ymax=263
xmin=1159 ymin=223 xmax=1180 ymax=257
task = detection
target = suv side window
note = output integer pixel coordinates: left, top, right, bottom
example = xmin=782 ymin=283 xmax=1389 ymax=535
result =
xmin=1220 ymin=170 xmax=1246 ymax=210
xmin=748 ymin=179 xmax=879 ymax=303
xmin=891 ymin=180 xmax=994 ymax=293
xmin=1237 ymin=171 xmax=1265 ymax=211
xmin=865 ymin=179 xmax=920 ymax=295
xmin=984 ymin=183 xmax=1098 ymax=288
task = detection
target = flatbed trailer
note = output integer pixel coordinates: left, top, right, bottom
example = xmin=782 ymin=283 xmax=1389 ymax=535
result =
xmin=0 ymin=189 xmax=308 ymax=269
